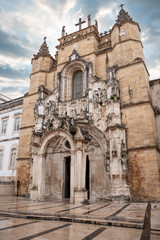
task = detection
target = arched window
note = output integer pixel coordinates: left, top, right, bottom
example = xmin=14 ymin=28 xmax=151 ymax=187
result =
xmin=72 ymin=71 xmax=83 ymax=99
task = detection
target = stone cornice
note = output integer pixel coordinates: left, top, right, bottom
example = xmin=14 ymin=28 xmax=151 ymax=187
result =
xmin=57 ymin=51 xmax=97 ymax=68
xmin=117 ymin=59 xmax=150 ymax=77
xmin=112 ymin=38 xmax=143 ymax=51
xmin=0 ymin=137 xmax=19 ymax=143
xmin=56 ymin=25 xmax=100 ymax=49
xmin=121 ymin=100 xmax=154 ymax=113
xmin=20 ymin=125 xmax=34 ymax=130
xmin=110 ymin=21 xmax=141 ymax=35
xmin=24 ymin=92 xmax=38 ymax=98
xmin=16 ymin=158 xmax=30 ymax=161
xmin=128 ymin=145 xmax=160 ymax=153
xmin=30 ymin=68 xmax=57 ymax=77
xmin=0 ymin=97 xmax=23 ymax=111
xmin=31 ymin=55 xmax=55 ymax=63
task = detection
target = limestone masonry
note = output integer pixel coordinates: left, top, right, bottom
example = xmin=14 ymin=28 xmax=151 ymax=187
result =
xmin=16 ymin=6 xmax=160 ymax=203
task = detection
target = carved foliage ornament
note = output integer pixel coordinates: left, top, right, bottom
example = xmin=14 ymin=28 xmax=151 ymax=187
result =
xmin=34 ymin=37 xmax=51 ymax=58
xmin=116 ymin=9 xmax=135 ymax=25
xmin=93 ymin=88 xmax=107 ymax=105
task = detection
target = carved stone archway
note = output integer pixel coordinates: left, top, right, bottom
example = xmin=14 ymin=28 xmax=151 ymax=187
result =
xmin=57 ymin=50 xmax=92 ymax=101
xmin=30 ymin=129 xmax=75 ymax=202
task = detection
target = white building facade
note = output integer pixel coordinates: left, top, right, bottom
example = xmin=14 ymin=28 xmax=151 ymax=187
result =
xmin=0 ymin=96 xmax=23 ymax=195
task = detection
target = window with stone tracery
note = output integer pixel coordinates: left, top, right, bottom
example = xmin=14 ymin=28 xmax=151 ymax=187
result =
xmin=72 ymin=70 xmax=83 ymax=99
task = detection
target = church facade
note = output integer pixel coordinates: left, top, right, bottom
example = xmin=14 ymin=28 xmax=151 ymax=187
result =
xmin=16 ymin=7 xmax=160 ymax=203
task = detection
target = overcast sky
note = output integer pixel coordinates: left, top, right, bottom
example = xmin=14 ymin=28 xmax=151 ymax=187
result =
xmin=0 ymin=0 xmax=160 ymax=98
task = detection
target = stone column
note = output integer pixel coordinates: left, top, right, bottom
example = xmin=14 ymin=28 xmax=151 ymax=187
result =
xmin=74 ymin=127 xmax=87 ymax=204
xmin=38 ymin=154 xmax=46 ymax=201
xmin=30 ymin=153 xmax=46 ymax=201
xmin=70 ymin=151 xmax=75 ymax=203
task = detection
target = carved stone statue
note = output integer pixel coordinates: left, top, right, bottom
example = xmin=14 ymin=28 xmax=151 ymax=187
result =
xmin=81 ymin=105 xmax=87 ymax=116
xmin=93 ymin=90 xmax=99 ymax=104
xmin=106 ymin=65 xmax=120 ymax=99
xmin=121 ymin=139 xmax=128 ymax=173
xmin=106 ymin=158 xmax=110 ymax=173
xmin=121 ymin=139 xmax=127 ymax=157
xmin=52 ymin=117 xmax=62 ymax=130
xmin=112 ymin=138 xmax=117 ymax=157
xmin=106 ymin=113 xmax=112 ymax=126
xmin=95 ymin=20 xmax=98 ymax=30
xmin=71 ymin=107 xmax=77 ymax=119
xmin=121 ymin=155 xmax=128 ymax=173
xmin=43 ymin=119 xmax=52 ymax=132
xmin=45 ymin=100 xmax=56 ymax=118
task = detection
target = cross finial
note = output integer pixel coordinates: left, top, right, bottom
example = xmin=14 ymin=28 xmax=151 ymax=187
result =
xmin=75 ymin=18 xmax=86 ymax=30
xmin=119 ymin=3 xmax=124 ymax=10
xmin=43 ymin=36 xmax=47 ymax=42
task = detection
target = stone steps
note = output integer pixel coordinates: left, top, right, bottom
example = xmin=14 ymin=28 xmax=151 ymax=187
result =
xmin=0 ymin=210 xmax=143 ymax=229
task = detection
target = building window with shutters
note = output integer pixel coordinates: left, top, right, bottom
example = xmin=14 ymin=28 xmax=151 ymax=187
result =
xmin=9 ymin=148 xmax=17 ymax=168
xmin=72 ymin=70 xmax=83 ymax=99
xmin=14 ymin=116 xmax=20 ymax=132
xmin=0 ymin=149 xmax=3 ymax=170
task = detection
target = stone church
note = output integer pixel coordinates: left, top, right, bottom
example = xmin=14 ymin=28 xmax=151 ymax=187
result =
xmin=16 ymin=6 xmax=160 ymax=203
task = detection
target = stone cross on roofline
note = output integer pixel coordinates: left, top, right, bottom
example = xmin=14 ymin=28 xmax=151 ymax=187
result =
xmin=119 ymin=3 xmax=124 ymax=9
xmin=75 ymin=18 xmax=86 ymax=30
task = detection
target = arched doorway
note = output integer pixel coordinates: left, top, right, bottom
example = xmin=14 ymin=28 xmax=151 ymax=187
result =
xmin=30 ymin=127 xmax=110 ymax=203
xmin=44 ymin=136 xmax=72 ymax=200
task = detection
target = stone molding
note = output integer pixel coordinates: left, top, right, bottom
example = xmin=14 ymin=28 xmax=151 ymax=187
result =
xmin=0 ymin=97 xmax=23 ymax=111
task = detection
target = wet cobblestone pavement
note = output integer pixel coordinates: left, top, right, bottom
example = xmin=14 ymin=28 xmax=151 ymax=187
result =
xmin=0 ymin=196 xmax=159 ymax=239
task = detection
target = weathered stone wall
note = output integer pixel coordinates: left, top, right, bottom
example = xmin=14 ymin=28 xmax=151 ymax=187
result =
xmin=110 ymin=24 xmax=160 ymax=201
xmin=0 ymin=182 xmax=15 ymax=196
xmin=128 ymin=149 xmax=160 ymax=201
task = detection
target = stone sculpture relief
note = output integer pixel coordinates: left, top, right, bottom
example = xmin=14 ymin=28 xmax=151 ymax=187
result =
xmin=45 ymin=101 xmax=56 ymax=118
xmin=106 ymin=65 xmax=120 ymax=101
xmin=106 ymin=140 xmax=110 ymax=173
xmin=121 ymin=139 xmax=128 ymax=174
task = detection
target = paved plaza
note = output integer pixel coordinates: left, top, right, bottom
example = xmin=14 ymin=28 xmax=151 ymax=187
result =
xmin=0 ymin=197 xmax=159 ymax=239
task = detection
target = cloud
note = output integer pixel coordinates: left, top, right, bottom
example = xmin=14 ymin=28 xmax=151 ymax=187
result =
xmin=0 ymin=86 xmax=28 ymax=99
xmin=0 ymin=63 xmax=30 ymax=80
xmin=0 ymin=76 xmax=29 ymax=98
xmin=0 ymin=29 xmax=33 ymax=59
xmin=0 ymin=0 xmax=160 ymax=98
xmin=149 ymin=61 xmax=160 ymax=80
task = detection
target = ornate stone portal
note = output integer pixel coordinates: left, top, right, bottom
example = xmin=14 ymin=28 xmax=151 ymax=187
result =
xmin=29 ymin=50 xmax=130 ymax=203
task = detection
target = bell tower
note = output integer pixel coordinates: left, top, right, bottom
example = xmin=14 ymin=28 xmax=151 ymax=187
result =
xmin=109 ymin=6 xmax=160 ymax=200
xmin=16 ymin=38 xmax=56 ymax=196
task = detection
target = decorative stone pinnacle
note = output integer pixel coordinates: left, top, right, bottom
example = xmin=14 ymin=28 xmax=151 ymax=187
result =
xmin=34 ymin=37 xmax=51 ymax=58
xmin=116 ymin=6 xmax=134 ymax=25
xmin=88 ymin=15 xmax=91 ymax=27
